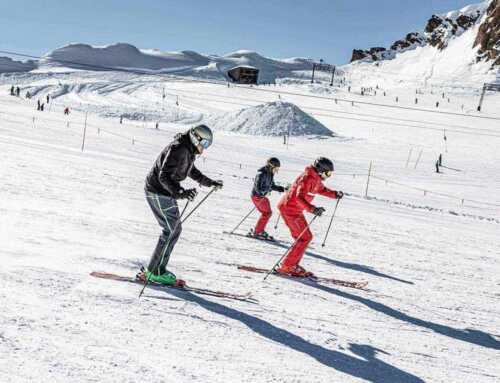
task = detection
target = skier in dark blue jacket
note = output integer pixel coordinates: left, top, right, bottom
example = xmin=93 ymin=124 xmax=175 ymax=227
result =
xmin=249 ymin=157 xmax=285 ymax=239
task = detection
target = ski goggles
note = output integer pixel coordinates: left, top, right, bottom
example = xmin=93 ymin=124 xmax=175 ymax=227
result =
xmin=198 ymin=138 xmax=212 ymax=149
xmin=323 ymin=170 xmax=333 ymax=178
xmin=193 ymin=133 xmax=212 ymax=149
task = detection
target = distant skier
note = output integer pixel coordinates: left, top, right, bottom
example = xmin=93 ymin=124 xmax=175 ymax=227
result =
xmin=64 ymin=107 xmax=70 ymax=115
xmin=46 ymin=94 xmax=50 ymax=104
xmin=140 ymin=124 xmax=223 ymax=286
xmin=10 ymin=85 xmax=14 ymax=96
xmin=249 ymin=157 xmax=285 ymax=240
xmin=16 ymin=87 xmax=20 ymax=97
xmin=25 ymin=91 xmax=31 ymax=99
xmin=276 ymin=157 xmax=343 ymax=277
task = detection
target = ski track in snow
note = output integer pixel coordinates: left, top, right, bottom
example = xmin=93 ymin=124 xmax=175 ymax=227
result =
xmin=0 ymin=70 xmax=500 ymax=383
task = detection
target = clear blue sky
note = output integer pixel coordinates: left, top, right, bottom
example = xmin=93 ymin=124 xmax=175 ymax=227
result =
xmin=0 ymin=0 xmax=476 ymax=64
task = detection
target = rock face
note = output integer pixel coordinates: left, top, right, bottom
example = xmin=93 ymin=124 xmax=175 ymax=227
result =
xmin=350 ymin=1 xmax=496 ymax=66
xmin=474 ymin=0 xmax=499 ymax=65
xmin=425 ymin=9 xmax=482 ymax=49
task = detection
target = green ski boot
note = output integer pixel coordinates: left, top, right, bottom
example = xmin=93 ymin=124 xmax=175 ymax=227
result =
xmin=144 ymin=270 xmax=178 ymax=286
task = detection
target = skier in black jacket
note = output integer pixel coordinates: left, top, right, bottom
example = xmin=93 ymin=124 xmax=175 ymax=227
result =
xmin=249 ymin=157 xmax=285 ymax=239
xmin=142 ymin=124 xmax=223 ymax=285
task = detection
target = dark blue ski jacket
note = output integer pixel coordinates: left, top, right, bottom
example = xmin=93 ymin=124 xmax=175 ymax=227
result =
xmin=252 ymin=166 xmax=285 ymax=197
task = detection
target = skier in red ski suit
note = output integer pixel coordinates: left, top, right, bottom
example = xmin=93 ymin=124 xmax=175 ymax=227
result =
xmin=277 ymin=157 xmax=343 ymax=276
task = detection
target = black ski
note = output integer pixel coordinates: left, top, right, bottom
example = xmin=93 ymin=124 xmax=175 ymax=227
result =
xmin=90 ymin=272 xmax=257 ymax=302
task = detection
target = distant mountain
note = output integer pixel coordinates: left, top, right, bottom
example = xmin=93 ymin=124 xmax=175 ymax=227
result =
xmin=0 ymin=57 xmax=37 ymax=73
xmin=36 ymin=44 xmax=313 ymax=82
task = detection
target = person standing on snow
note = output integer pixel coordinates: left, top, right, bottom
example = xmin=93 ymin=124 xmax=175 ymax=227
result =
xmin=276 ymin=157 xmax=343 ymax=277
xmin=249 ymin=157 xmax=285 ymax=240
xmin=141 ymin=124 xmax=223 ymax=286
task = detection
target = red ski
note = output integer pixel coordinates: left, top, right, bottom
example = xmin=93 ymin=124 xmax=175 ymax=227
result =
xmin=90 ymin=272 xmax=257 ymax=302
xmin=236 ymin=265 xmax=369 ymax=290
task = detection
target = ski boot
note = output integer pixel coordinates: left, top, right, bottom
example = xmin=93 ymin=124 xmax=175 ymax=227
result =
xmin=137 ymin=267 xmax=185 ymax=287
xmin=276 ymin=264 xmax=314 ymax=278
xmin=247 ymin=229 xmax=274 ymax=241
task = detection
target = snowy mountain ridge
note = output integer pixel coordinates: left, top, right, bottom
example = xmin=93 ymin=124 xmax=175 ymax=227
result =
xmin=350 ymin=0 xmax=497 ymax=65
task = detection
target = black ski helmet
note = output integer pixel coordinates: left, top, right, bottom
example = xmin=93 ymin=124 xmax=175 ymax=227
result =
xmin=189 ymin=124 xmax=213 ymax=149
xmin=313 ymin=157 xmax=334 ymax=174
xmin=267 ymin=157 xmax=281 ymax=168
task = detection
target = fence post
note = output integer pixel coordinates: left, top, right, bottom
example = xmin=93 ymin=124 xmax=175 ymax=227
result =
xmin=81 ymin=112 xmax=88 ymax=152
xmin=364 ymin=161 xmax=372 ymax=198
xmin=32 ymin=116 xmax=35 ymax=129
xmin=405 ymin=147 xmax=413 ymax=168
xmin=414 ymin=149 xmax=423 ymax=169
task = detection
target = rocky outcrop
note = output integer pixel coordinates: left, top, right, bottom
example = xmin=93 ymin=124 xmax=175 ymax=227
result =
xmin=390 ymin=32 xmax=426 ymax=51
xmin=425 ymin=11 xmax=482 ymax=50
xmin=350 ymin=1 xmax=492 ymax=63
xmin=474 ymin=0 xmax=499 ymax=65
xmin=350 ymin=47 xmax=392 ymax=62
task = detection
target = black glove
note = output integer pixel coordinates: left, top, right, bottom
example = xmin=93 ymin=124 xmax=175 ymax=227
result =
xmin=336 ymin=191 xmax=344 ymax=199
xmin=178 ymin=188 xmax=197 ymax=201
xmin=276 ymin=186 xmax=285 ymax=193
xmin=312 ymin=207 xmax=325 ymax=217
xmin=210 ymin=180 xmax=223 ymax=190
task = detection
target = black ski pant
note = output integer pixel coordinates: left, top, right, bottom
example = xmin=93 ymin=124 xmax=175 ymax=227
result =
xmin=145 ymin=191 xmax=182 ymax=275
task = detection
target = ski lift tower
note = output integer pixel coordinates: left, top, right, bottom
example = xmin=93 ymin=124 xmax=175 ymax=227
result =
xmin=311 ymin=59 xmax=336 ymax=86
xmin=477 ymin=82 xmax=500 ymax=111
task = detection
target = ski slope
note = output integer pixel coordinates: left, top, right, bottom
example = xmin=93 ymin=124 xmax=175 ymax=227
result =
xmin=0 ymin=71 xmax=500 ymax=383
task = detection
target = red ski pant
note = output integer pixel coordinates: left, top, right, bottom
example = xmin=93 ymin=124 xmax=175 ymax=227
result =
xmin=251 ymin=196 xmax=272 ymax=234
xmin=278 ymin=207 xmax=313 ymax=269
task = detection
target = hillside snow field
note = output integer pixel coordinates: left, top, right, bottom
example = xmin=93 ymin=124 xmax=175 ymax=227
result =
xmin=1 ymin=68 xmax=500 ymax=383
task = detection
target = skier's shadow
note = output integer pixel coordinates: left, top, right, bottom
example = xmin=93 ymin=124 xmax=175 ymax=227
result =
xmin=157 ymin=289 xmax=425 ymax=383
xmin=267 ymin=240 xmax=413 ymax=284
xmin=299 ymin=281 xmax=500 ymax=351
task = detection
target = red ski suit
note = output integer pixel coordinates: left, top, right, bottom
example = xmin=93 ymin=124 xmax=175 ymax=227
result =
xmin=278 ymin=165 xmax=338 ymax=269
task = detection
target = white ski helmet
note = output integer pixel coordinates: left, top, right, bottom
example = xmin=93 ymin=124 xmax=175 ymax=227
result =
xmin=189 ymin=124 xmax=213 ymax=150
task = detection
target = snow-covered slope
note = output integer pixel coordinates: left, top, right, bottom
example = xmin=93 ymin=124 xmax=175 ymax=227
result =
xmin=207 ymin=101 xmax=335 ymax=136
xmin=1 ymin=71 xmax=499 ymax=382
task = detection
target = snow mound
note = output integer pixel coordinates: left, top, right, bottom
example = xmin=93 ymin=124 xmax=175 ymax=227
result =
xmin=207 ymin=101 xmax=335 ymax=137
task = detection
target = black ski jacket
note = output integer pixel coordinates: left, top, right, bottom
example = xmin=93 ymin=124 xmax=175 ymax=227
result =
xmin=145 ymin=132 xmax=213 ymax=198
xmin=252 ymin=166 xmax=285 ymax=197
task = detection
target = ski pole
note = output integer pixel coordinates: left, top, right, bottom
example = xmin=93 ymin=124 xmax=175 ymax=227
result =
xmin=264 ymin=215 xmax=318 ymax=281
xmin=229 ymin=206 xmax=256 ymax=234
xmin=139 ymin=187 xmax=217 ymax=298
xmin=181 ymin=187 xmax=217 ymax=224
xmin=273 ymin=214 xmax=281 ymax=230
xmin=321 ymin=198 xmax=341 ymax=247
